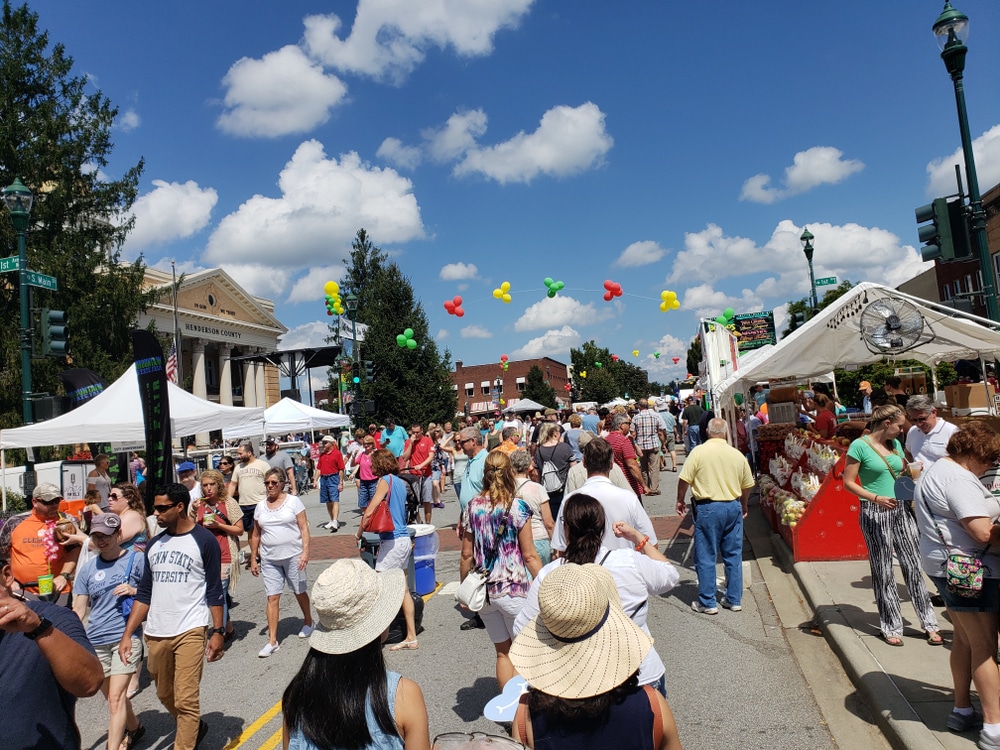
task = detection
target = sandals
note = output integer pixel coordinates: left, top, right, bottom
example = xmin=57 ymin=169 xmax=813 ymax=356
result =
xmin=928 ymin=631 xmax=945 ymax=646
xmin=389 ymin=640 xmax=419 ymax=651
xmin=121 ymin=722 xmax=145 ymax=749
xmin=882 ymin=634 xmax=904 ymax=647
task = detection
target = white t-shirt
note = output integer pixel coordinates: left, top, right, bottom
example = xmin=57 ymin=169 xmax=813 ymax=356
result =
xmin=515 ymin=478 xmax=551 ymax=541
xmin=915 ymin=459 xmax=1000 ymax=577
xmin=254 ymin=494 xmax=306 ymax=560
xmin=906 ymin=419 xmax=959 ymax=467
xmin=551 ymin=476 xmax=656 ymax=552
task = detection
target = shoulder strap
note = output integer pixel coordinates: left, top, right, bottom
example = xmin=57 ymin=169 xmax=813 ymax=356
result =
xmin=124 ymin=551 xmax=137 ymax=583
xmin=599 ymin=549 xmax=613 ymax=565
xmin=863 ymin=436 xmax=899 ymax=480
xmin=515 ymin=695 xmax=529 ymax=745
xmin=921 ymin=495 xmax=990 ymax=559
xmin=643 ymin=685 xmax=663 ymax=749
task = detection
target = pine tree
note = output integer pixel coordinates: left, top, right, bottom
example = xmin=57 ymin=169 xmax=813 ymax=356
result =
xmin=338 ymin=229 xmax=456 ymax=426
xmin=523 ymin=365 xmax=557 ymax=408
xmin=0 ymin=2 xmax=153 ymax=428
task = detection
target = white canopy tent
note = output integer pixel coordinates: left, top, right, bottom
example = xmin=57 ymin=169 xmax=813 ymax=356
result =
xmin=223 ymin=397 xmax=350 ymax=439
xmin=713 ymin=282 xmax=1000 ymax=409
xmin=0 ymin=364 xmax=265 ymax=449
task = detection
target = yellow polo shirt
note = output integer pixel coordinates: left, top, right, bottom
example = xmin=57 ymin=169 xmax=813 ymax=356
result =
xmin=679 ymin=438 xmax=754 ymax=501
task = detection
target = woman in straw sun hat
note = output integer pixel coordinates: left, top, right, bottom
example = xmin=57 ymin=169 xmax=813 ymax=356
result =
xmin=281 ymin=558 xmax=430 ymax=750
xmin=510 ymin=563 xmax=682 ymax=750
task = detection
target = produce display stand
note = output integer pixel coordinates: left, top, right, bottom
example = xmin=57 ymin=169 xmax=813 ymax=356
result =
xmin=757 ymin=427 xmax=868 ymax=562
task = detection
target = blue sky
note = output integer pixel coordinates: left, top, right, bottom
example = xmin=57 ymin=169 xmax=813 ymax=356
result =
xmin=32 ymin=1 xmax=1000 ymax=386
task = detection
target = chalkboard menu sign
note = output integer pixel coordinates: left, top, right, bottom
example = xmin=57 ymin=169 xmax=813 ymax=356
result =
xmin=734 ymin=311 xmax=776 ymax=352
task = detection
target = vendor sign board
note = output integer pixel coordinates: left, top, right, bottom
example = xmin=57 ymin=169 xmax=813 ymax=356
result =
xmin=734 ymin=311 xmax=777 ymax=352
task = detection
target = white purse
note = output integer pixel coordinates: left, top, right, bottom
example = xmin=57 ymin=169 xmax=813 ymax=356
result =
xmin=455 ymin=510 xmax=510 ymax=612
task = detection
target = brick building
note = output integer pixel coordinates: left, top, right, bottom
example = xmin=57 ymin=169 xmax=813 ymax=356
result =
xmin=450 ymin=357 xmax=570 ymax=416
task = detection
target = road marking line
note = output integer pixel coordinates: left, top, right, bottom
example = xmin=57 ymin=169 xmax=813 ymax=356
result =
xmin=422 ymin=581 xmax=443 ymax=602
xmin=223 ymin=701 xmax=282 ymax=749
xmin=258 ymin=728 xmax=283 ymax=750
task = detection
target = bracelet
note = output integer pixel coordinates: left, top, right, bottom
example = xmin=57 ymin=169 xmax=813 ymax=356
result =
xmin=635 ymin=535 xmax=649 ymax=552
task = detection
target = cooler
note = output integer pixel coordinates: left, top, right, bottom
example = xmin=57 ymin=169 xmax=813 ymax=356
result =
xmin=409 ymin=523 xmax=439 ymax=595
xmin=359 ymin=527 xmax=416 ymax=591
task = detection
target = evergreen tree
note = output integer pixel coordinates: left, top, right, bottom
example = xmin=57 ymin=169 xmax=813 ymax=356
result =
xmin=685 ymin=336 xmax=702 ymax=379
xmin=0 ymin=2 xmax=153 ymax=428
xmin=522 ymin=365 xmax=556 ymax=408
xmin=337 ymin=229 xmax=456 ymax=426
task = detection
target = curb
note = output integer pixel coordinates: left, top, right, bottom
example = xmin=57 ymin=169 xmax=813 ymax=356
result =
xmin=771 ymin=534 xmax=945 ymax=750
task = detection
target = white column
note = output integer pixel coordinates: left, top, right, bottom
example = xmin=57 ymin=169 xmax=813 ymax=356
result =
xmin=192 ymin=339 xmax=210 ymax=447
xmin=219 ymin=343 xmax=233 ymax=406
xmin=256 ymin=349 xmax=266 ymax=408
xmin=243 ymin=356 xmax=256 ymax=408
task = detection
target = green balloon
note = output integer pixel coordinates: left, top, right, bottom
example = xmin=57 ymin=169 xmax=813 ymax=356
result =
xmin=595 ymin=361 xmax=603 ymax=368
xmin=724 ymin=307 xmax=735 ymax=319
xmin=547 ymin=289 xmax=557 ymax=298
xmin=396 ymin=334 xmax=406 ymax=347
xmin=544 ymin=277 xmax=554 ymax=286
xmin=715 ymin=316 xmax=727 ymax=324
xmin=404 ymin=328 xmax=414 ymax=338
xmin=734 ymin=393 xmax=744 ymax=405
xmin=406 ymin=338 xmax=417 ymax=349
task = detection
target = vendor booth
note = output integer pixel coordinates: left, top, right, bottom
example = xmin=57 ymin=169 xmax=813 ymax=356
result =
xmin=712 ymin=282 xmax=1000 ymax=562
xmin=222 ymin=396 xmax=350 ymax=440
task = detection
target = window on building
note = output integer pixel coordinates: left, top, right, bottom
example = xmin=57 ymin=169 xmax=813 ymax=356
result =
xmin=954 ymin=280 xmax=963 ymax=297
xmin=481 ymin=380 xmax=490 ymax=396
xmin=942 ymin=285 xmax=952 ymax=301
xmin=966 ymin=274 xmax=975 ymax=294
xmin=977 ymin=270 xmax=984 ymax=293
xmin=516 ymin=376 xmax=526 ymax=392
xmin=465 ymin=382 xmax=474 ymax=397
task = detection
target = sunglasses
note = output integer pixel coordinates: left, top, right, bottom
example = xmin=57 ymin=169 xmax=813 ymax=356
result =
xmin=37 ymin=497 xmax=61 ymax=506
xmin=153 ymin=502 xmax=179 ymax=513
xmin=264 ymin=480 xmax=282 ymax=486
xmin=108 ymin=492 xmax=123 ymax=500
xmin=219 ymin=461 xmax=232 ymax=466
xmin=911 ymin=414 xmax=932 ymax=423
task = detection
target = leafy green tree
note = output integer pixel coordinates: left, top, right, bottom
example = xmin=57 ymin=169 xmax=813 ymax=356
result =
xmin=522 ymin=365 xmax=556 ymax=408
xmin=579 ymin=368 xmax=618 ymax=404
xmin=782 ymin=280 xmax=854 ymax=336
xmin=0 ymin=1 xmax=153 ymax=429
xmin=337 ymin=229 xmax=456 ymax=426
xmin=569 ymin=340 xmax=649 ymax=401
xmin=685 ymin=336 xmax=701 ymax=378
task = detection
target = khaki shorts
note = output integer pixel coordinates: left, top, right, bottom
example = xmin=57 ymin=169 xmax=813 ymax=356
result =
xmin=95 ymin=637 xmax=143 ymax=677
xmin=664 ymin=433 xmax=676 ymax=451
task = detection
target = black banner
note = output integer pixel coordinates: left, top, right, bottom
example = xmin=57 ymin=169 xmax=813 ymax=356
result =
xmin=58 ymin=368 xmax=107 ymax=408
xmin=131 ymin=331 xmax=171 ymax=513
xmin=734 ymin=311 xmax=777 ymax=352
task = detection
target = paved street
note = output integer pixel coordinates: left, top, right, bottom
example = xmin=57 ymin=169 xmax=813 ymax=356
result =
xmin=75 ymin=468 xmax=890 ymax=750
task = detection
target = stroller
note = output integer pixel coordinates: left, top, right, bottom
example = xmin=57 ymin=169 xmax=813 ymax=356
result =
xmin=396 ymin=472 xmax=423 ymax=525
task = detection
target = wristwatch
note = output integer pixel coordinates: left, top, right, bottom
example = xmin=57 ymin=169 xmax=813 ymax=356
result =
xmin=24 ymin=616 xmax=54 ymax=640
xmin=209 ymin=627 xmax=226 ymax=638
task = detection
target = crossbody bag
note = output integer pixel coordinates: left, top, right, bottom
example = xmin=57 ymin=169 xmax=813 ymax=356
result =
xmin=455 ymin=504 xmax=511 ymax=612
xmin=922 ymin=496 xmax=991 ymax=598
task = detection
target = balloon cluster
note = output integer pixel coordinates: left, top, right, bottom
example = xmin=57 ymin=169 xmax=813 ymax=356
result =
xmin=714 ymin=307 xmax=736 ymax=326
xmin=579 ymin=370 xmax=587 ymax=378
xmin=659 ymin=290 xmax=680 ymax=312
xmin=653 ymin=352 xmax=660 ymax=359
xmin=594 ymin=361 xmax=603 ymax=368
xmin=672 ymin=356 xmax=680 ymax=364
xmin=563 ymin=383 xmax=572 ymax=391
xmin=396 ymin=328 xmax=417 ymax=349
xmin=499 ymin=354 xmax=509 ymax=371
xmin=324 ymin=281 xmax=344 ymax=316
xmin=493 ymin=281 xmax=512 ymax=304
xmin=611 ymin=354 xmax=619 ymax=362
xmin=544 ymin=277 xmax=565 ymax=298
xmin=632 ymin=350 xmax=639 ymax=357
xmin=603 ymin=280 xmax=623 ymax=302
xmin=443 ymin=295 xmax=465 ymax=317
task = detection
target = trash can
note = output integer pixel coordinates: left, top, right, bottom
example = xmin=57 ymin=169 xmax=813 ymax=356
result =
xmin=359 ymin=527 xmax=416 ymax=592
xmin=408 ymin=523 xmax=439 ymax=596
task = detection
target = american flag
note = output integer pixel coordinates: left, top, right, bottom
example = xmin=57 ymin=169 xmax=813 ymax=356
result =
xmin=165 ymin=341 xmax=178 ymax=383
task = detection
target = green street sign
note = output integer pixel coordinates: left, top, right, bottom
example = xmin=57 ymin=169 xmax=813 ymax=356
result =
xmin=25 ymin=270 xmax=57 ymax=290
xmin=0 ymin=255 xmax=20 ymax=273
xmin=815 ymin=276 xmax=837 ymax=287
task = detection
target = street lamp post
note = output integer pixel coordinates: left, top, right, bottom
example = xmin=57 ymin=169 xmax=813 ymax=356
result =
xmin=800 ymin=227 xmax=818 ymax=311
xmin=345 ymin=293 xmax=359 ymax=425
xmin=932 ymin=2 xmax=1000 ymax=322
xmin=3 ymin=178 xmax=34 ymax=424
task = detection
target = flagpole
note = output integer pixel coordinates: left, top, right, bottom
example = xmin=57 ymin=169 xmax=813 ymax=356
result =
xmin=171 ymin=261 xmax=183 ymax=386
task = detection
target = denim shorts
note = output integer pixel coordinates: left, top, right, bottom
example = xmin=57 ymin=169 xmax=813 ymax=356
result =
xmin=931 ymin=576 xmax=1000 ymax=613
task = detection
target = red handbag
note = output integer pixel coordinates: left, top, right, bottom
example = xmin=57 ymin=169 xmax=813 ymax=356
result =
xmin=362 ymin=477 xmax=396 ymax=534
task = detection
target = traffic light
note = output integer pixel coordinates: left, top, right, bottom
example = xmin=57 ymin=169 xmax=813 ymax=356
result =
xmin=40 ymin=308 xmax=69 ymax=356
xmin=915 ymin=198 xmax=972 ymax=262
xmin=792 ymin=311 xmax=806 ymax=328
xmin=350 ymin=362 xmax=361 ymax=385
xmin=364 ymin=360 xmax=375 ymax=383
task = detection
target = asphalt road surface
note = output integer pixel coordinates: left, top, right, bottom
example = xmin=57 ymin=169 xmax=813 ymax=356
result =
xmin=74 ymin=477 xmax=889 ymax=750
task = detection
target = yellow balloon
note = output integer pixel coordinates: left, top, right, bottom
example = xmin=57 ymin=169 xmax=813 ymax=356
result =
xmin=493 ymin=288 xmax=503 ymax=299
xmin=580 ymin=370 xmax=587 ymax=378
xmin=324 ymin=281 xmax=337 ymax=295
xmin=672 ymin=300 xmax=680 ymax=309
xmin=659 ymin=301 xmax=669 ymax=312
xmin=502 ymin=293 xmax=512 ymax=304
xmin=632 ymin=350 xmax=639 ymax=357
xmin=501 ymin=281 xmax=510 ymax=292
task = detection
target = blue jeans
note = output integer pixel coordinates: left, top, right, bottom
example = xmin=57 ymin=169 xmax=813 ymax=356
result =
xmin=685 ymin=425 xmax=701 ymax=453
xmin=319 ymin=475 xmax=341 ymax=505
xmin=692 ymin=500 xmax=743 ymax=607
xmin=358 ymin=478 xmax=378 ymax=508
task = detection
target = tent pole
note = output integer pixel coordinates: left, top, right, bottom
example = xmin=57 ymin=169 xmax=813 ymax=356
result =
xmin=980 ymin=354 xmax=995 ymax=416
xmin=1 ymin=449 xmax=6 ymax=513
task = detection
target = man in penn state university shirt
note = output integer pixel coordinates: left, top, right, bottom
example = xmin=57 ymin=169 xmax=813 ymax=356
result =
xmin=119 ymin=483 xmax=224 ymax=750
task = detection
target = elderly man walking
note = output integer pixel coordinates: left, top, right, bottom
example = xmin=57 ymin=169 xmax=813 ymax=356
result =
xmin=632 ymin=399 xmax=665 ymax=495
xmin=676 ymin=418 xmax=755 ymax=615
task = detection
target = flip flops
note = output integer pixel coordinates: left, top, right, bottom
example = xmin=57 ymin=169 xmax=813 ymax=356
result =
xmin=928 ymin=631 xmax=945 ymax=646
xmin=389 ymin=640 xmax=419 ymax=651
xmin=882 ymin=634 xmax=904 ymax=647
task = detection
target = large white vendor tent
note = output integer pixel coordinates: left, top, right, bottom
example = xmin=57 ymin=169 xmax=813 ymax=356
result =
xmin=0 ymin=364 xmax=265 ymax=449
xmin=713 ymin=282 xmax=1000 ymax=408
xmin=223 ymin=397 xmax=350 ymax=439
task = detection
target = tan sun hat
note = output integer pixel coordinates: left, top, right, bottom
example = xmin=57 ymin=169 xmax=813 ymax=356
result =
xmin=509 ymin=563 xmax=651 ymax=699
xmin=308 ymin=559 xmax=405 ymax=654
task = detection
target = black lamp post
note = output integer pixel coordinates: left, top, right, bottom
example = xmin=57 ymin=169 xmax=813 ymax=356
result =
xmin=800 ymin=227 xmax=818 ymax=311
xmin=932 ymin=2 xmax=999 ymax=322
xmin=3 ymin=178 xmax=34 ymax=424
xmin=345 ymin=293 xmax=359 ymax=423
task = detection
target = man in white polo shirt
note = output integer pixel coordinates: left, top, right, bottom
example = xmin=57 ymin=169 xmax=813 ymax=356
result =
xmin=905 ymin=395 xmax=958 ymax=467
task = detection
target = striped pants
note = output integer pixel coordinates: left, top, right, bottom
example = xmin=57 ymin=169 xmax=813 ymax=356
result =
xmin=859 ymin=502 xmax=939 ymax=638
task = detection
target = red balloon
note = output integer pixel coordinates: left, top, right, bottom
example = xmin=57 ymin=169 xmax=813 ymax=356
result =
xmin=453 ymin=295 xmax=463 ymax=306
xmin=455 ymin=309 xmax=464 ymax=317
xmin=602 ymin=279 xmax=622 ymax=300
xmin=564 ymin=383 xmax=572 ymax=391
xmin=501 ymin=354 xmax=508 ymax=362
xmin=603 ymin=291 xmax=613 ymax=301
xmin=672 ymin=357 xmax=680 ymax=364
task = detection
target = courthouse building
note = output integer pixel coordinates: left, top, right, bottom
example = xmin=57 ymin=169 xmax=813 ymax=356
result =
xmin=137 ymin=267 xmax=287 ymax=417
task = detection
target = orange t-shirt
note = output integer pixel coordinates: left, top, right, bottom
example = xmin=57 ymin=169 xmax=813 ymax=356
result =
xmin=9 ymin=512 xmax=74 ymax=593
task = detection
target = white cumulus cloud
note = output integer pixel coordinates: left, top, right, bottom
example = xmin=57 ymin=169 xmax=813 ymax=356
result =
xmin=203 ymin=140 xmax=424 ymax=269
xmin=435 ymin=328 xmax=449 ymax=341
xmin=126 ymin=179 xmax=218 ymax=253
xmin=453 ymin=102 xmax=613 ymax=184
xmin=425 ymin=109 xmax=488 ymax=162
xmin=302 ymin=0 xmax=534 ymax=83
xmin=222 ymin=263 xmax=295 ymax=299
xmin=511 ymin=325 xmax=581 ymax=359
xmin=614 ymin=240 xmax=665 ymax=268
xmin=376 ymin=137 xmax=423 ymax=169
xmin=740 ymin=146 xmax=864 ymax=204
xmin=118 ymin=108 xmax=141 ymax=132
xmin=279 ymin=321 xmax=332 ymax=350
xmin=514 ymin=295 xmax=615 ymax=332
xmin=927 ymin=123 xmax=1000 ymax=197
xmin=439 ymin=262 xmax=479 ymax=281
xmin=287 ymin=266 xmax=346 ymax=304
xmin=217 ymin=45 xmax=348 ymax=138
xmin=461 ymin=324 xmax=493 ymax=339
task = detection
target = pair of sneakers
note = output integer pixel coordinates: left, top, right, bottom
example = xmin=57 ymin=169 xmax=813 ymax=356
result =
xmin=691 ymin=598 xmax=742 ymax=616
xmin=324 ymin=520 xmax=340 ymax=531
xmin=259 ymin=625 xmax=315 ymax=658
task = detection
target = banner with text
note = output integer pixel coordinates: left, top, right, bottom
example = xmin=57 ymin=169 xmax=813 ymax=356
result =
xmin=132 ymin=330 xmax=171 ymax=513
xmin=734 ymin=311 xmax=777 ymax=352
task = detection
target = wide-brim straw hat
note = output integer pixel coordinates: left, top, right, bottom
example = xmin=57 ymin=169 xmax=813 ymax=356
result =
xmin=308 ymin=559 xmax=405 ymax=654
xmin=509 ymin=563 xmax=651 ymax=699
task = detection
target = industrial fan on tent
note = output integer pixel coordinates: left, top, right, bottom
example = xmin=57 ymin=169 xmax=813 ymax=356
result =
xmin=858 ymin=295 xmax=935 ymax=355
